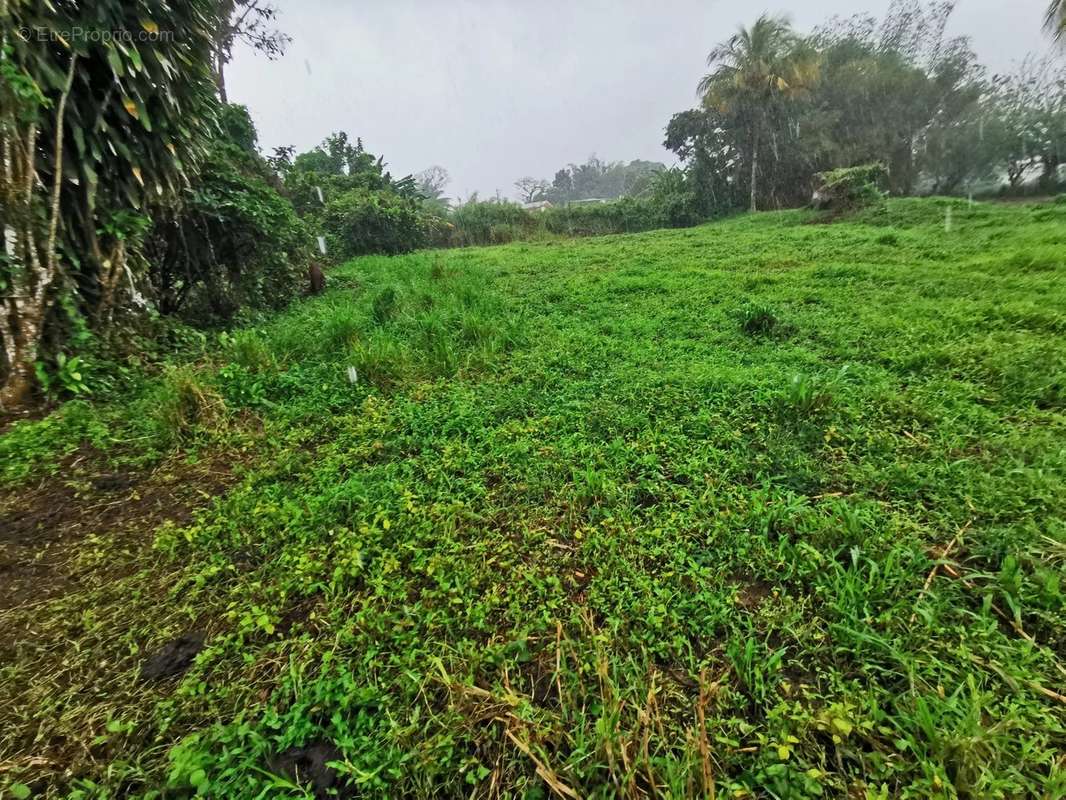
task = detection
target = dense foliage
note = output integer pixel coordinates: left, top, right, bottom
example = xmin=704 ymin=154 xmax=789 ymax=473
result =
xmin=146 ymin=106 xmax=311 ymax=322
xmin=321 ymin=188 xmax=427 ymax=259
xmin=666 ymin=2 xmax=1066 ymax=212
xmin=811 ymin=163 xmax=888 ymax=211
xmin=1 ymin=0 xmax=221 ymax=406
xmin=270 ymin=132 xmax=429 ymax=259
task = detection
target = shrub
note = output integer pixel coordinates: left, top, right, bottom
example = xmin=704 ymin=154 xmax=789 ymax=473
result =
xmin=647 ymin=167 xmax=714 ymax=227
xmin=544 ymin=197 xmax=660 ymax=236
xmin=811 ymin=163 xmax=888 ymax=211
xmin=34 ymin=352 xmax=92 ymax=400
xmin=146 ymin=106 xmax=312 ymax=324
xmin=322 ymin=188 xmax=426 ymax=258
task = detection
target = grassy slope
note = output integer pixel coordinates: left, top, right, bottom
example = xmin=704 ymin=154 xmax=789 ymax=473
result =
xmin=1 ymin=198 xmax=1064 ymax=798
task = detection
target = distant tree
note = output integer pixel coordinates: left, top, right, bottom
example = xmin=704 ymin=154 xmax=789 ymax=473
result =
xmin=538 ymin=158 xmax=666 ymax=203
xmin=214 ymin=0 xmax=291 ymax=101
xmin=514 ymin=177 xmax=549 ymax=203
xmin=416 ymin=165 xmax=451 ymax=202
xmin=664 ymin=108 xmax=743 ymax=211
xmin=698 ymin=14 xmax=820 ymax=212
xmin=988 ymin=56 xmax=1066 ymax=190
xmin=294 ymin=132 xmax=386 ymax=181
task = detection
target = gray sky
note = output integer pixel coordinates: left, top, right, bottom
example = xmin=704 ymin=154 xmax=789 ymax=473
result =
xmin=227 ymin=0 xmax=1055 ymax=201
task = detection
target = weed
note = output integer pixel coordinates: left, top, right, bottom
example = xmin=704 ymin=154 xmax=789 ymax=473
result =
xmin=221 ymin=330 xmax=276 ymax=373
xmin=738 ymin=301 xmax=780 ymax=336
xmin=34 ymin=352 xmax=91 ymax=399
xmin=780 ymin=372 xmax=833 ymax=417
xmin=155 ymin=366 xmax=225 ymax=442
xmin=372 ymin=286 xmax=399 ymax=325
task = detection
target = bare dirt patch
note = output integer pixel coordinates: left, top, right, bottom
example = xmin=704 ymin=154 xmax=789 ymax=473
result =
xmin=0 ymin=449 xmax=239 ymax=614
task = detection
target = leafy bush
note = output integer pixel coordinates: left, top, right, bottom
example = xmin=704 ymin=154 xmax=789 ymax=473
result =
xmin=321 ymin=189 xmax=426 ymax=258
xmin=811 ymin=163 xmax=888 ymax=211
xmin=146 ymin=106 xmax=312 ymax=324
xmin=646 ymin=167 xmax=715 ymax=227
xmin=33 ymin=353 xmax=91 ymax=400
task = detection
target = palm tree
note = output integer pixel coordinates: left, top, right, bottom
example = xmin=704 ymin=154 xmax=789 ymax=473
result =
xmin=1047 ymin=0 xmax=1066 ymax=41
xmin=698 ymin=14 xmax=819 ymax=212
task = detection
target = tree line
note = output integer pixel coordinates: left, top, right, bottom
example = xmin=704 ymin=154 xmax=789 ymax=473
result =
xmin=664 ymin=2 xmax=1066 ymax=215
xmin=514 ymin=157 xmax=667 ymax=204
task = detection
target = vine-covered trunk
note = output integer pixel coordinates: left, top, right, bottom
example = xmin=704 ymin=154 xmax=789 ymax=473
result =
xmin=0 ymin=40 xmax=76 ymax=409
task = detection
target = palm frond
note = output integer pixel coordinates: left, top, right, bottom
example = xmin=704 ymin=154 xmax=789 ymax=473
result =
xmin=1047 ymin=0 xmax=1066 ymax=41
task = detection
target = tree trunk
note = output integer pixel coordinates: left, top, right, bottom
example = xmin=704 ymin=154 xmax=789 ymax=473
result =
xmin=0 ymin=54 xmax=76 ymax=409
xmin=214 ymin=0 xmax=235 ymax=102
xmin=216 ymin=48 xmax=228 ymax=103
xmin=1039 ymin=154 xmax=1060 ymax=191
xmin=750 ymin=124 xmax=759 ymax=213
xmin=0 ymin=316 xmax=40 ymax=409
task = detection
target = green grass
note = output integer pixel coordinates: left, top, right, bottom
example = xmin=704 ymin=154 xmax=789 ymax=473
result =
xmin=1 ymin=198 xmax=1064 ymax=798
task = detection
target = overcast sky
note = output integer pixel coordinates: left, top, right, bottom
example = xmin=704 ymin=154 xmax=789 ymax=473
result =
xmin=227 ymin=0 xmax=1056 ymax=201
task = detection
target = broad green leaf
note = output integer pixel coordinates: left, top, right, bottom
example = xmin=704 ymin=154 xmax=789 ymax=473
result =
xmin=106 ymin=46 xmax=124 ymax=77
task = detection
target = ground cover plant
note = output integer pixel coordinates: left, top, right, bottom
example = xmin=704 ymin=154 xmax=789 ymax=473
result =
xmin=1 ymin=197 xmax=1064 ymax=798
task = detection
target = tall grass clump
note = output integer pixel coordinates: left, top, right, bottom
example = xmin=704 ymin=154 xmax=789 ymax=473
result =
xmin=155 ymin=366 xmax=226 ymax=443
xmin=1007 ymin=246 xmax=1063 ymax=272
xmin=221 ymin=330 xmax=276 ymax=373
xmin=737 ymin=301 xmax=780 ymax=336
xmin=445 ymin=201 xmax=539 ymax=247
xmin=372 ymin=287 xmax=399 ymax=325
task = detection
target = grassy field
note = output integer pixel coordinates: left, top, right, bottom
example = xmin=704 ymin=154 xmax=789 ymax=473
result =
xmin=1 ymin=198 xmax=1064 ymax=798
